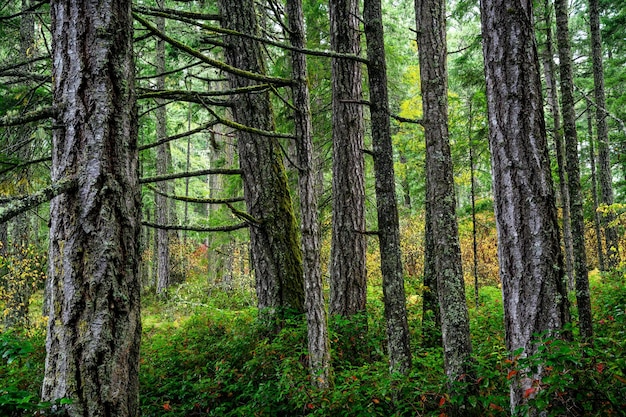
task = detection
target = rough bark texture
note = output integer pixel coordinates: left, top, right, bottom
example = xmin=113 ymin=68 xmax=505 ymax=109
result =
xmin=42 ymin=1 xmax=141 ymax=416
xmin=328 ymin=0 xmax=367 ymax=318
xmin=218 ymin=0 xmax=304 ymax=316
xmin=364 ymin=0 xmax=412 ymax=375
xmin=286 ymin=0 xmax=330 ymax=387
xmin=589 ymin=0 xmax=620 ymax=269
xmin=155 ymin=2 xmax=171 ymax=295
xmin=541 ymin=1 xmax=574 ymax=291
xmin=416 ymin=0 xmax=473 ymax=390
xmin=479 ymin=0 xmax=571 ymax=413
xmin=554 ymin=0 xmax=593 ymax=341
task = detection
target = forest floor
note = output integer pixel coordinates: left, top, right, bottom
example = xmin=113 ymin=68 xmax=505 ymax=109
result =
xmin=1 ymin=269 xmax=625 ymax=416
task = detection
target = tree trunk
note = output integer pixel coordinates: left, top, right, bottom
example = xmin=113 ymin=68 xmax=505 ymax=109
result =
xmin=587 ymin=97 xmax=606 ymax=271
xmin=218 ymin=0 xmax=304 ymax=317
xmin=589 ymin=0 xmax=620 ymax=268
xmin=42 ymin=1 xmax=141 ymax=416
xmin=416 ymin=0 xmax=474 ymax=396
xmin=364 ymin=0 xmax=412 ymax=375
xmin=554 ymin=0 xmax=593 ymax=341
xmin=155 ymin=1 xmax=171 ymax=296
xmin=328 ymin=0 xmax=367 ymax=321
xmin=479 ymin=0 xmax=571 ymax=413
xmin=541 ymin=0 xmax=574 ymax=291
xmin=286 ymin=0 xmax=330 ymax=387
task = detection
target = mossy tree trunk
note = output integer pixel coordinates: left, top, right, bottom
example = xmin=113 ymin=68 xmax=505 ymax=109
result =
xmin=364 ymin=0 xmax=412 ymax=375
xmin=416 ymin=0 xmax=474 ymax=398
xmin=218 ymin=0 xmax=304 ymax=318
xmin=479 ymin=0 xmax=571 ymax=413
xmin=42 ymin=1 xmax=141 ymax=416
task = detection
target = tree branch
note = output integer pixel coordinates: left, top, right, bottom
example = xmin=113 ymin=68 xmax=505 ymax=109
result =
xmin=138 ymin=120 xmax=219 ymax=151
xmin=133 ymin=6 xmax=368 ymax=64
xmin=145 ymin=184 xmax=244 ymax=204
xmin=133 ymin=12 xmax=294 ymax=86
xmin=0 ymin=106 xmax=54 ymax=127
xmin=139 ymin=168 xmax=242 ymax=184
xmin=204 ymin=105 xmax=295 ymax=140
xmin=0 ymin=177 xmax=76 ymax=224
xmin=142 ymin=221 xmax=248 ymax=232
xmin=391 ymin=114 xmax=424 ymax=125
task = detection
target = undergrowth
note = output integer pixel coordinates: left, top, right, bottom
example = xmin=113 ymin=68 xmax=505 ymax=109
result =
xmin=1 ymin=270 xmax=625 ymax=416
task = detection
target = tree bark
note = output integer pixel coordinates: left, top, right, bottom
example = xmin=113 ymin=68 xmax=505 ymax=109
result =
xmin=218 ymin=0 xmax=304 ymax=317
xmin=328 ymin=0 xmax=367 ymax=321
xmin=364 ymin=0 xmax=412 ymax=375
xmin=42 ymin=1 xmax=141 ymax=416
xmin=479 ymin=0 xmax=571 ymax=413
xmin=554 ymin=0 xmax=593 ymax=341
xmin=541 ymin=0 xmax=574 ymax=291
xmin=416 ymin=0 xmax=473 ymax=395
xmin=286 ymin=0 xmax=330 ymax=387
xmin=589 ymin=0 xmax=620 ymax=268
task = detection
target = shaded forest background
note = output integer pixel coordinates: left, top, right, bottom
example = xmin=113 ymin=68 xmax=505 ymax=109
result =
xmin=0 ymin=0 xmax=625 ymax=416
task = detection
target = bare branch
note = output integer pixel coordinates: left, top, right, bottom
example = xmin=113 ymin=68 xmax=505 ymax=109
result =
xmin=142 ymin=221 xmax=248 ymax=232
xmin=139 ymin=168 xmax=242 ymax=184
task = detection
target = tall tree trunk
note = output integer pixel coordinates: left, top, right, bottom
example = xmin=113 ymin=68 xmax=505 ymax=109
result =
xmin=42 ymin=1 xmax=141 ymax=416
xmin=364 ymin=0 xmax=412 ymax=375
xmin=554 ymin=0 xmax=593 ymax=341
xmin=587 ymin=97 xmax=606 ymax=270
xmin=218 ymin=0 xmax=304 ymax=318
xmin=479 ymin=0 xmax=571 ymax=413
xmin=589 ymin=0 xmax=620 ymax=268
xmin=541 ymin=0 xmax=574 ymax=291
xmin=328 ymin=0 xmax=367 ymax=321
xmin=286 ymin=0 xmax=330 ymax=387
xmin=416 ymin=0 xmax=474 ymax=402
xmin=155 ymin=1 xmax=171 ymax=296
